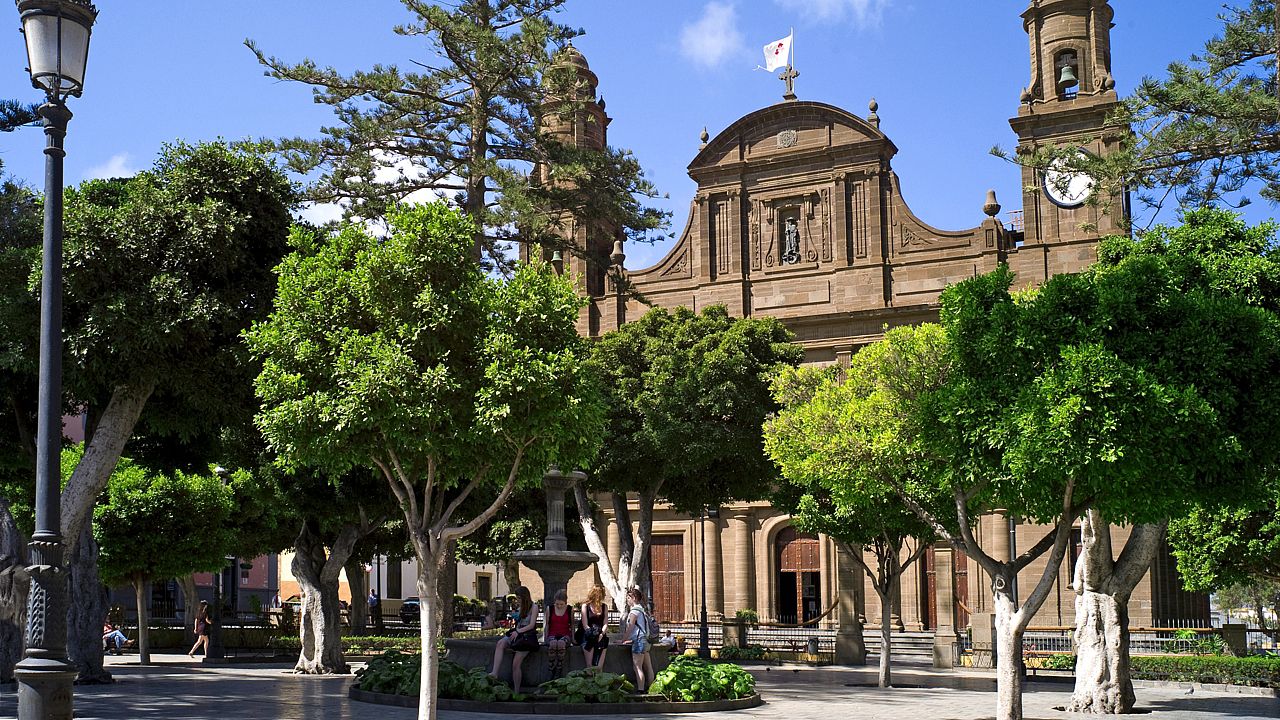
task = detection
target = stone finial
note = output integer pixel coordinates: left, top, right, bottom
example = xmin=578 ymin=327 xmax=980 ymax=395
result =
xmin=700 ymin=126 xmax=709 ymax=150
xmin=597 ymin=95 xmax=606 ymax=110
xmin=1020 ymin=86 xmax=1033 ymax=104
xmin=868 ymin=98 xmax=880 ymax=128
xmin=610 ymin=239 xmax=626 ymax=267
xmin=983 ymin=189 xmax=1001 ymax=218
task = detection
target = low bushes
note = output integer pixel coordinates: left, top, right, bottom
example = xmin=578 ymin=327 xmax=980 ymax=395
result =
xmin=649 ymin=656 xmax=755 ymax=702
xmin=539 ymin=669 xmax=634 ymax=703
xmin=1132 ymin=654 xmax=1280 ymax=688
xmin=439 ymin=661 xmax=517 ymax=701
xmin=717 ymin=645 xmax=770 ymax=662
xmin=1031 ymin=653 xmax=1280 ymax=688
xmin=354 ymin=650 xmax=420 ymax=696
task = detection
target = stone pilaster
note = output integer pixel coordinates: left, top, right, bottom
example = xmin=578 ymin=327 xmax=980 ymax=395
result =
xmin=704 ymin=515 xmax=724 ymax=618
xmin=835 ymin=543 xmax=867 ymax=665
xmin=932 ymin=545 xmax=958 ymax=668
xmin=725 ymin=509 xmax=756 ymax=615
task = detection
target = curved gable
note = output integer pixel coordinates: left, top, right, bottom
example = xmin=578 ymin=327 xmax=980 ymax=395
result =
xmin=689 ymin=101 xmax=896 ymax=176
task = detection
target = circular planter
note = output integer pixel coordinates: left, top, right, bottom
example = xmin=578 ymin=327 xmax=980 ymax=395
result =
xmin=349 ymin=684 xmax=765 ymax=714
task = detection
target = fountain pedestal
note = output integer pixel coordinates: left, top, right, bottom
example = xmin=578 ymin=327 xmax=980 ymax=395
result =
xmin=513 ymin=467 xmax=598 ymax=613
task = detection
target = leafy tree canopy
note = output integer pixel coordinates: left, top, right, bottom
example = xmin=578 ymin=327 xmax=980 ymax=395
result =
xmin=247 ymin=0 xmax=667 ymax=266
xmin=587 ymin=305 xmax=803 ymax=513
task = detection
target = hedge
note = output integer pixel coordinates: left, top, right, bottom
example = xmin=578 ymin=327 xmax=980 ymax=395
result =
xmin=1036 ymin=653 xmax=1280 ymax=688
xmin=276 ymin=628 xmax=507 ymax=656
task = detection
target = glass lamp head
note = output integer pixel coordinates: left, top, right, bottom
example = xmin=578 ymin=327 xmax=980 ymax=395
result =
xmin=17 ymin=0 xmax=98 ymax=100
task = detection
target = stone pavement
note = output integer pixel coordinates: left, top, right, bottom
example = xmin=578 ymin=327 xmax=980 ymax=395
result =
xmin=0 ymin=653 xmax=1274 ymax=720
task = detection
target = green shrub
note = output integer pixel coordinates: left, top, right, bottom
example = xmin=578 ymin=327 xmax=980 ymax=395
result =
xmin=1159 ymin=629 xmax=1227 ymax=656
xmin=649 ymin=656 xmax=755 ymax=702
xmin=438 ymin=660 xmax=515 ymax=701
xmin=1039 ymin=653 xmax=1076 ymax=670
xmin=733 ymin=609 xmax=759 ymax=625
xmin=717 ymin=645 xmax=769 ymax=661
xmin=355 ymin=650 xmax=420 ymax=696
xmin=1131 ymin=654 xmax=1280 ymax=688
xmin=538 ymin=669 xmax=634 ymax=703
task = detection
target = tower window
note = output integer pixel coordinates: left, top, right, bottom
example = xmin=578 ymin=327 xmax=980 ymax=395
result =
xmin=1055 ymin=50 xmax=1080 ymax=100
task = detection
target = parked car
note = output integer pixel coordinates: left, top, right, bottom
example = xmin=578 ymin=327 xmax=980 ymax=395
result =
xmin=400 ymin=597 xmax=420 ymax=624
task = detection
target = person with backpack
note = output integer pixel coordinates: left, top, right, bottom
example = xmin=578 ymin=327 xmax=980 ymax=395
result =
xmin=622 ymin=587 xmax=654 ymax=693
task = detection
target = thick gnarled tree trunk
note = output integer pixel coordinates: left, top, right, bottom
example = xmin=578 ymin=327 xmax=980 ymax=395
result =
xmin=573 ymin=483 xmax=660 ymax=611
xmin=344 ymin=558 xmax=368 ymax=635
xmin=291 ymin=522 xmax=360 ymax=674
xmin=1067 ymin=511 xmax=1165 ymax=714
xmin=67 ymin=521 xmax=111 ymax=684
xmin=0 ymin=500 xmax=29 ymax=684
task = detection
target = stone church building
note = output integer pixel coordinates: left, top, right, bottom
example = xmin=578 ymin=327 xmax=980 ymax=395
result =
xmin=526 ymin=0 xmax=1208 ymax=655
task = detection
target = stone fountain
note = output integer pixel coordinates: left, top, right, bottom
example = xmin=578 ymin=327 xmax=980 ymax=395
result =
xmin=513 ymin=467 xmax=598 ymax=613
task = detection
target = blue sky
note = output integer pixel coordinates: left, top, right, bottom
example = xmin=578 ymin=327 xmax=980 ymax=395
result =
xmin=1 ymin=1 xmax=1271 ymax=270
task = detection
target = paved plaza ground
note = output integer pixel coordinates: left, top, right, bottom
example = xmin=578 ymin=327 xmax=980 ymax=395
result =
xmin=0 ymin=654 xmax=1274 ymax=720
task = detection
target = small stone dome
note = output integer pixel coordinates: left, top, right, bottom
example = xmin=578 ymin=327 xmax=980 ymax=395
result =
xmin=557 ymin=43 xmax=590 ymax=71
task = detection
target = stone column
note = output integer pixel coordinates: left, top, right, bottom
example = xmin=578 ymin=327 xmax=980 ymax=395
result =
xmin=932 ymin=545 xmax=958 ymax=668
xmin=704 ymin=515 xmax=724 ymax=618
xmin=835 ymin=544 xmax=867 ymax=665
xmin=725 ymin=509 xmax=755 ymax=615
xmin=605 ymin=512 xmax=621 ymax=593
xmin=990 ymin=512 xmax=1013 ymax=610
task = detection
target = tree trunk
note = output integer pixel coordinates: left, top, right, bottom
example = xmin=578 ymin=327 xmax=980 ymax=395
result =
xmin=291 ymin=522 xmax=360 ymax=674
xmin=502 ymin=557 xmax=521 ymax=594
xmin=416 ymin=561 xmax=442 ymax=720
xmin=179 ymin=574 xmax=199 ymax=644
xmin=60 ymin=381 xmax=154 ymax=553
xmin=345 ymin=558 xmax=368 ymax=636
xmin=437 ymin=541 xmax=457 ymax=637
xmin=0 ymin=500 xmax=29 ymax=684
xmin=1067 ymin=512 xmax=1164 ymax=714
xmin=132 ymin=577 xmax=151 ymax=665
xmin=876 ymin=584 xmax=892 ymax=688
xmin=994 ymin=590 xmax=1026 ymax=720
xmin=67 ymin=520 xmax=111 ymax=684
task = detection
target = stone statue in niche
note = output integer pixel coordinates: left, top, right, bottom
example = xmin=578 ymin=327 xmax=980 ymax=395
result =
xmin=782 ymin=214 xmax=801 ymax=265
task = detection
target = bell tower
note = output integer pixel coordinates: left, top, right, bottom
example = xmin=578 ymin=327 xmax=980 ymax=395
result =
xmin=531 ymin=43 xmax=619 ymax=299
xmin=1009 ymin=0 xmax=1126 ymax=281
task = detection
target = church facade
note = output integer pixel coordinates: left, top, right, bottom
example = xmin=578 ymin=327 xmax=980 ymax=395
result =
xmin=530 ymin=0 xmax=1208 ymax=652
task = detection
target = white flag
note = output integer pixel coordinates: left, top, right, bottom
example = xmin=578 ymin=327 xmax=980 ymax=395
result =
xmin=763 ymin=33 xmax=792 ymax=72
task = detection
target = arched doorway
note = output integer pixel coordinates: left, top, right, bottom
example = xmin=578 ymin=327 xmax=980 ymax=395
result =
xmin=776 ymin=527 xmax=821 ymax=624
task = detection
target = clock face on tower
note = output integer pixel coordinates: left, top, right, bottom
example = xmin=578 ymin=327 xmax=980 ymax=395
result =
xmin=1043 ymin=151 xmax=1095 ymax=208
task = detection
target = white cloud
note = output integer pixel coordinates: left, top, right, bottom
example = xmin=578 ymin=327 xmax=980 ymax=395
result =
xmin=297 ymin=201 xmax=345 ymax=226
xmin=681 ymin=2 xmax=746 ymax=68
xmin=773 ymin=0 xmax=890 ymax=26
xmin=82 ymin=153 xmax=140 ymax=181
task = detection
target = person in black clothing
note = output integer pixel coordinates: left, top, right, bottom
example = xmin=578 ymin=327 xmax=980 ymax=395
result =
xmin=579 ymin=584 xmax=610 ymax=672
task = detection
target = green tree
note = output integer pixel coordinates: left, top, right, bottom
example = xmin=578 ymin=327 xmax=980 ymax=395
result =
xmin=247 ymin=0 xmax=666 ymax=265
xmin=572 ymin=305 xmax=802 ymax=612
xmin=0 ymin=141 xmax=295 ymax=680
xmin=93 ymin=456 xmax=235 ymax=665
xmin=765 ymin=332 xmax=950 ymax=687
xmin=1170 ymin=483 xmax=1280 ymax=593
xmin=248 ymin=202 xmax=601 ymax=720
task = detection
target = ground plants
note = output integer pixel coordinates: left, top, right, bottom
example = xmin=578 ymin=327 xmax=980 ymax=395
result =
xmin=355 ymin=650 xmax=421 ymax=696
xmin=648 ymin=656 xmax=755 ymax=702
xmin=716 ymin=645 xmax=769 ymax=662
xmin=537 ymin=668 xmax=634 ymax=703
xmin=1131 ymin=654 xmax=1280 ymax=688
xmin=438 ymin=661 xmax=516 ymax=702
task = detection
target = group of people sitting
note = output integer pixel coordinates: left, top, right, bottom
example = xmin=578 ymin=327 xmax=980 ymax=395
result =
xmin=488 ymin=584 xmax=672 ymax=695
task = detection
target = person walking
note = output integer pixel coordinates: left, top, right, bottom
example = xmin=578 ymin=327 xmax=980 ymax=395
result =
xmin=579 ymin=584 xmax=610 ymax=672
xmin=187 ymin=600 xmax=211 ymax=658
xmin=623 ymin=587 xmax=654 ymax=693
xmin=489 ymin=586 xmax=539 ymax=694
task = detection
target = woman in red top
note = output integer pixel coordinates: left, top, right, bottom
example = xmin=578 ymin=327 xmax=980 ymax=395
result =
xmin=545 ymin=589 xmax=574 ymax=678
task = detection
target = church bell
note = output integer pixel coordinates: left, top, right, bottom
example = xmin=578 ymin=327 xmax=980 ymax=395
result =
xmin=1057 ymin=63 xmax=1079 ymax=93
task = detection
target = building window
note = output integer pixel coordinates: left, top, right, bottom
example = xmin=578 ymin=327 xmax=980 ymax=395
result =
xmin=476 ymin=574 xmax=493 ymax=602
xmin=387 ymin=560 xmax=402 ymax=599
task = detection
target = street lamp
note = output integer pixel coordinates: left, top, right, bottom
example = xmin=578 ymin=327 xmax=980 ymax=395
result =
xmin=698 ymin=507 xmax=719 ymax=660
xmin=14 ymin=2 xmax=98 ymax=719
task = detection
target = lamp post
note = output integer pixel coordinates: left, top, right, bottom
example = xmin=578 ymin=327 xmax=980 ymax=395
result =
xmin=698 ymin=507 xmax=719 ymax=660
xmin=14 ymin=2 xmax=97 ymax=719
